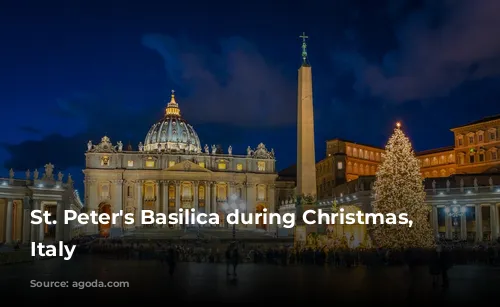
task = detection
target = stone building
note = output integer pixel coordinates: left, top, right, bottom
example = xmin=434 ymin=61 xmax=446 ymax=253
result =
xmin=0 ymin=164 xmax=83 ymax=244
xmin=278 ymin=115 xmax=500 ymax=245
xmin=280 ymin=174 xmax=500 ymax=246
xmin=83 ymin=91 xmax=278 ymax=236
xmin=296 ymin=115 xmax=500 ymax=200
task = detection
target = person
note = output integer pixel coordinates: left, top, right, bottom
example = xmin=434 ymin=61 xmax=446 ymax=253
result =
xmin=429 ymin=249 xmax=441 ymax=286
xmin=225 ymin=246 xmax=232 ymax=275
xmin=232 ymin=247 xmax=240 ymax=276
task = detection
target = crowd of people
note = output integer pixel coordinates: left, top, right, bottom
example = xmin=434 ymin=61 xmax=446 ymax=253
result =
xmin=68 ymin=235 xmax=500 ymax=268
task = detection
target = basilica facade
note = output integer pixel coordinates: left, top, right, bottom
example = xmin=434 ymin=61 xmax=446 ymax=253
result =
xmin=84 ymin=92 xmax=278 ymax=236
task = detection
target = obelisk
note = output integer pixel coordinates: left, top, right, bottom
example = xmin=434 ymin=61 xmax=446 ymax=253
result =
xmin=296 ymin=32 xmax=317 ymax=198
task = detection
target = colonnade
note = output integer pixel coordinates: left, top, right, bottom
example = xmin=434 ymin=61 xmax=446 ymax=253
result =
xmin=431 ymin=203 xmax=500 ymax=242
xmin=1 ymin=198 xmax=70 ymax=244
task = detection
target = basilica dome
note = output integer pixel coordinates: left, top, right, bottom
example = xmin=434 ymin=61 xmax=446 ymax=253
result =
xmin=143 ymin=91 xmax=202 ymax=153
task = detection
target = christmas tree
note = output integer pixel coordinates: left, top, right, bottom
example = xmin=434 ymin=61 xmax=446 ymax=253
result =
xmin=372 ymin=123 xmax=434 ymax=249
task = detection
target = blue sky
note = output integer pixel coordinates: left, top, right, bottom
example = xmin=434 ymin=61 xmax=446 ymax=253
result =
xmin=2 ymin=0 xmax=500 ymax=191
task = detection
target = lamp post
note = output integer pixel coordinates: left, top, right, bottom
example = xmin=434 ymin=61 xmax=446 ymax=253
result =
xmin=222 ymin=194 xmax=246 ymax=240
xmin=445 ymin=204 xmax=466 ymax=240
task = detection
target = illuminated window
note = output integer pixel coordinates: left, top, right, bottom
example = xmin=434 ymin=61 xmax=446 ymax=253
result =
xmin=236 ymin=163 xmax=243 ymax=171
xmin=145 ymin=184 xmax=154 ymax=199
xmin=199 ymin=185 xmax=205 ymax=200
xmin=217 ymin=184 xmax=227 ymax=200
xmin=458 ymin=138 xmax=463 ymax=146
xmin=218 ymin=163 xmax=226 ymax=170
xmin=257 ymin=161 xmax=266 ymax=171
xmin=337 ymin=161 xmax=343 ymax=170
xmin=168 ymin=185 xmax=175 ymax=200
xmin=198 ymin=162 xmax=205 ymax=168
xmin=101 ymin=156 xmax=110 ymax=166
xmin=492 ymin=151 xmax=497 ymax=160
xmin=100 ymin=184 xmax=109 ymax=198
xmin=127 ymin=160 xmax=134 ymax=167
xmin=257 ymin=185 xmax=266 ymax=201
xmin=469 ymin=136 xmax=474 ymax=144
xmin=145 ymin=159 xmax=155 ymax=168
xmin=169 ymin=161 xmax=176 ymax=167
xmin=478 ymin=134 xmax=483 ymax=142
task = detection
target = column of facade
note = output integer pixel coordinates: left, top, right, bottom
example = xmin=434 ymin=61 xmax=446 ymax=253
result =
xmin=193 ymin=181 xmax=199 ymax=211
xmin=86 ymin=179 xmax=99 ymax=234
xmin=154 ymin=182 xmax=160 ymax=227
xmin=490 ymin=204 xmax=498 ymax=240
xmin=204 ymin=181 xmax=210 ymax=214
xmin=22 ymin=198 xmax=30 ymax=243
xmin=175 ymin=181 xmax=181 ymax=211
xmin=211 ymin=182 xmax=217 ymax=214
xmin=431 ymin=206 xmax=439 ymax=239
xmin=460 ymin=207 xmax=467 ymax=240
xmin=175 ymin=181 xmax=181 ymax=229
xmin=162 ymin=180 xmax=169 ymax=215
xmin=240 ymin=183 xmax=247 ymax=204
xmin=136 ymin=180 xmax=143 ymax=227
xmin=55 ymin=201 xmax=64 ymax=241
xmin=30 ymin=200 xmax=39 ymax=243
xmin=228 ymin=182 xmax=235 ymax=199
xmin=38 ymin=202 xmax=45 ymax=242
xmin=268 ymin=184 xmax=276 ymax=213
xmin=114 ymin=180 xmax=123 ymax=229
xmin=5 ymin=199 xmax=13 ymax=244
xmin=246 ymin=182 xmax=256 ymax=230
xmin=475 ymin=204 xmax=483 ymax=242
xmin=268 ymin=185 xmax=276 ymax=233
xmin=444 ymin=206 xmax=452 ymax=239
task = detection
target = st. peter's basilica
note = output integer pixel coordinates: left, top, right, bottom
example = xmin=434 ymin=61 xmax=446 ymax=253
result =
xmin=83 ymin=91 xmax=278 ymax=236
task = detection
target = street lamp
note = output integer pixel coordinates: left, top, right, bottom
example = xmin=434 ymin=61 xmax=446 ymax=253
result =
xmin=222 ymin=194 xmax=246 ymax=239
xmin=444 ymin=205 xmax=466 ymax=217
xmin=445 ymin=204 xmax=467 ymax=240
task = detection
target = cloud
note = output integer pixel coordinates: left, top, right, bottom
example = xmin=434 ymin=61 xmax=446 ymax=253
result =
xmin=2 ymin=91 xmax=161 ymax=172
xmin=335 ymin=0 xmax=500 ymax=102
xmin=3 ymin=34 xmax=296 ymax=176
xmin=3 ymin=133 xmax=88 ymax=171
xmin=18 ymin=126 xmax=41 ymax=134
xmin=142 ymin=34 xmax=295 ymax=126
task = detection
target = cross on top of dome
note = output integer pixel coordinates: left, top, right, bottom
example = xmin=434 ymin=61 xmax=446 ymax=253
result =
xmin=165 ymin=89 xmax=181 ymax=117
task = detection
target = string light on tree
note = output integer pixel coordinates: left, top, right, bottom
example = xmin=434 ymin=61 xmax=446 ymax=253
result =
xmin=371 ymin=122 xmax=434 ymax=249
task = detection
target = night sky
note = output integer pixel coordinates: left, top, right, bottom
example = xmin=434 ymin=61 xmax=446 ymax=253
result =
xmin=2 ymin=0 xmax=500 ymax=193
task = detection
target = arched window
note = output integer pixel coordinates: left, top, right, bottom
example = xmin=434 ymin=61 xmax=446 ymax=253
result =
xmin=198 ymin=185 xmax=205 ymax=200
xmin=257 ymin=185 xmax=267 ymax=201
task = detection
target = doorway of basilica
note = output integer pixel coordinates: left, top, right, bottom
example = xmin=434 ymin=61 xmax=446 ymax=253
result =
xmin=98 ymin=203 xmax=112 ymax=237
xmin=256 ymin=203 xmax=267 ymax=230
xmin=43 ymin=203 xmax=57 ymax=241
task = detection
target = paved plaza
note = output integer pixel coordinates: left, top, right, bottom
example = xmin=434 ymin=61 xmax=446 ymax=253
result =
xmin=0 ymin=255 xmax=497 ymax=303
xmin=124 ymin=226 xmax=285 ymax=240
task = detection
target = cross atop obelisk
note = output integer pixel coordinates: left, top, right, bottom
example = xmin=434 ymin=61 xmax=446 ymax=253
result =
xmin=299 ymin=32 xmax=309 ymax=64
